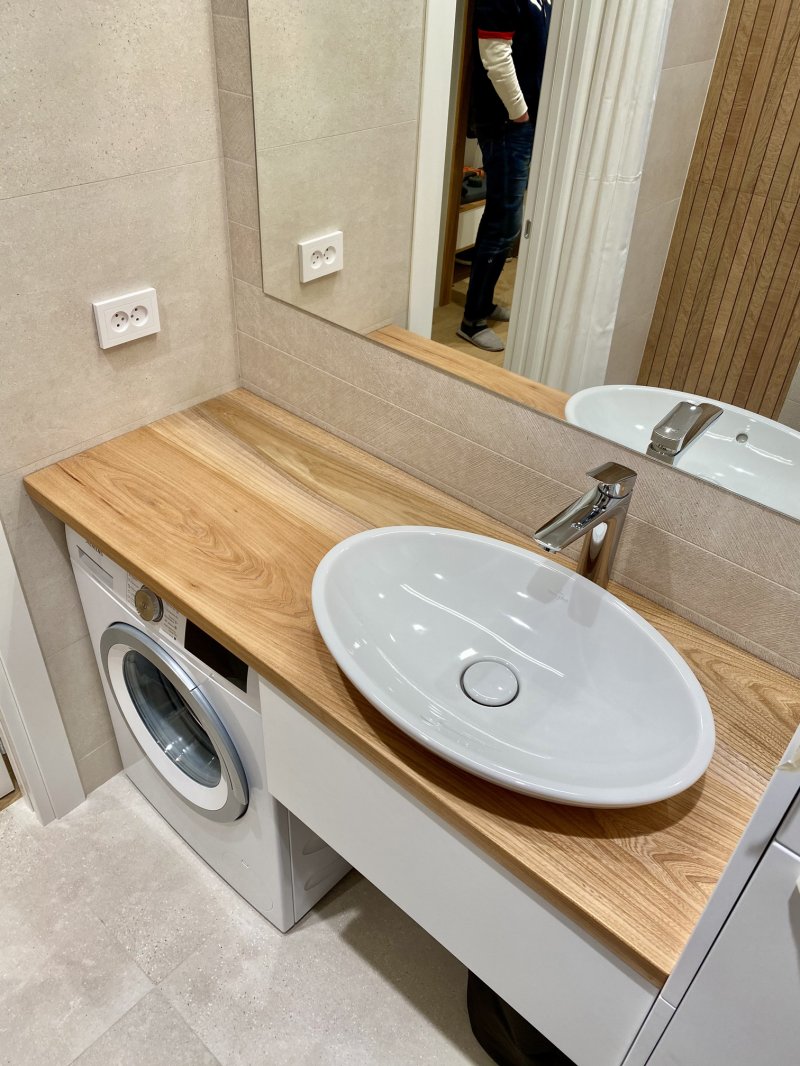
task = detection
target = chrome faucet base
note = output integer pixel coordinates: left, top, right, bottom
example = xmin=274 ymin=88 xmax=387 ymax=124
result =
xmin=533 ymin=462 xmax=637 ymax=588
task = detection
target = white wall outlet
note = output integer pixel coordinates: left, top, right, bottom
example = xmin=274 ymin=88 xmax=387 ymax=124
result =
xmin=297 ymin=231 xmax=344 ymax=283
xmin=92 ymin=287 xmax=160 ymax=349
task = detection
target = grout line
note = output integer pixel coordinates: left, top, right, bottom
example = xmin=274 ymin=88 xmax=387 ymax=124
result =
xmin=2 ymin=382 xmax=242 ymax=491
xmin=254 ymin=117 xmax=421 ymax=154
xmin=0 ymin=155 xmax=222 ymax=205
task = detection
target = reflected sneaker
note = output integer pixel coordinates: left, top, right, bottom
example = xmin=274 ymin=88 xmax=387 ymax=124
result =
xmin=457 ymin=321 xmax=505 ymax=352
xmin=488 ymin=304 xmax=511 ymax=321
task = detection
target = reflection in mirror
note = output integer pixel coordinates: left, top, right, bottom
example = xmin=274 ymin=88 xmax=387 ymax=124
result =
xmin=248 ymin=1 xmax=800 ymax=522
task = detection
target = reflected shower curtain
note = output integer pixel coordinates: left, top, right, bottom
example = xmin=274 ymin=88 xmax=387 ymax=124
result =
xmin=525 ymin=0 xmax=671 ymax=394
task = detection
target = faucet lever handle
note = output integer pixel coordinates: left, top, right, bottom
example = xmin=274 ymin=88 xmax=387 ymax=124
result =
xmin=648 ymin=400 xmax=723 ymax=459
xmin=586 ymin=462 xmax=637 ymax=499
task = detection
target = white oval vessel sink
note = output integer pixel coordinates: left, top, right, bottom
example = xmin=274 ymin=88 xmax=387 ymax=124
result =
xmin=565 ymin=385 xmax=800 ymax=519
xmin=312 ymin=527 xmax=715 ymax=808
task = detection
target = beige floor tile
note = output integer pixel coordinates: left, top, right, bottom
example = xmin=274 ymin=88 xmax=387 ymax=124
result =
xmin=3 ymin=776 xmax=493 ymax=1066
xmin=0 ymin=864 xmax=152 ymax=1066
xmin=0 ymin=801 xmax=49 ymax=894
xmin=161 ymin=874 xmax=493 ymax=1066
xmin=72 ymin=990 xmax=221 ymax=1066
xmin=33 ymin=775 xmax=261 ymax=983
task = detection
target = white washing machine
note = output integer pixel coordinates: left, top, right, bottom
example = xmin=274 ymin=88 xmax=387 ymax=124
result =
xmin=67 ymin=528 xmax=350 ymax=931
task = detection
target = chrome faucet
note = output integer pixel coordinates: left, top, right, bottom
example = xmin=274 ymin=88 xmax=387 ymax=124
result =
xmin=646 ymin=400 xmax=723 ymax=465
xmin=533 ymin=462 xmax=637 ymax=588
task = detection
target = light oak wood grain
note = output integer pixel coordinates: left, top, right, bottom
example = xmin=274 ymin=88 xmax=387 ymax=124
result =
xmin=370 ymin=324 xmax=569 ymax=421
xmin=24 ymin=390 xmax=800 ymax=985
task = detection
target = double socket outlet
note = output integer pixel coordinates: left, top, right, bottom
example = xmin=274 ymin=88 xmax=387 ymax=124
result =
xmin=298 ymin=231 xmax=344 ymax=283
xmin=93 ymin=288 xmax=160 ymax=349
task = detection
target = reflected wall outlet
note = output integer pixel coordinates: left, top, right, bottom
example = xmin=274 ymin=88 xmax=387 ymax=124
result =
xmin=298 ymin=231 xmax=344 ymax=283
xmin=93 ymin=287 xmax=160 ymax=349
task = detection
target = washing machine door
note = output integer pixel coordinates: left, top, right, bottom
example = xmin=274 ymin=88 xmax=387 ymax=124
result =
xmin=100 ymin=622 xmax=248 ymax=822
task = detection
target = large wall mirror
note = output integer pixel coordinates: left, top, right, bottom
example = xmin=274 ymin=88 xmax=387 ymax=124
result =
xmin=247 ymin=0 xmax=800 ymax=523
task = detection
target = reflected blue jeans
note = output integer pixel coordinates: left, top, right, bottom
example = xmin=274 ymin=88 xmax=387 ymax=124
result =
xmin=463 ymin=120 xmax=535 ymax=324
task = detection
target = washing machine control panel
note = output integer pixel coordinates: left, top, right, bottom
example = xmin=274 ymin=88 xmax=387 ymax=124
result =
xmin=125 ymin=574 xmax=180 ymax=639
xmin=133 ymin=585 xmax=163 ymax=623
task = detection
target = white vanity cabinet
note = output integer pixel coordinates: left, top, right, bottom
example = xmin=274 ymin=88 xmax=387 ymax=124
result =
xmin=649 ymin=813 xmax=800 ymax=1064
xmin=259 ymin=678 xmax=659 ymax=1066
xmin=259 ymin=670 xmax=800 ymax=1066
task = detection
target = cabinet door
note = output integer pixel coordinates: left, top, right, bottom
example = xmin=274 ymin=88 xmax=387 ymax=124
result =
xmin=650 ymin=842 xmax=800 ymax=1066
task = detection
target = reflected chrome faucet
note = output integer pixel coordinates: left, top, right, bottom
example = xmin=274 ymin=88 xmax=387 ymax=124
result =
xmin=533 ymin=462 xmax=637 ymax=589
xmin=646 ymin=400 xmax=723 ymax=465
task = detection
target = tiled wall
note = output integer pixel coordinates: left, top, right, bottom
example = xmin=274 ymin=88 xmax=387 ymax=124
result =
xmin=1 ymin=0 xmax=239 ymax=792
xmin=219 ymin=0 xmax=800 ymax=681
xmin=219 ymin=2 xmax=425 ymax=334
xmin=605 ymin=0 xmax=729 ymax=384
xmin=782 ymin=369 xmax=800 ymax=431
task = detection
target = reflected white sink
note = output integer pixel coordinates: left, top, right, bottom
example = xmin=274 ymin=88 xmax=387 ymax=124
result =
xmin=312 ymin=527 xmax=715 ymax=808
xmin=565 ymin=385 xmax=800 ymax=519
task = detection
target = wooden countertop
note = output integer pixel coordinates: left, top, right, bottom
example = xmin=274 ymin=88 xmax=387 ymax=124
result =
xmin=369 ymin=324 xmax=569 ymax=420
xmin=25 ymin=389 xmax=800 ymax=985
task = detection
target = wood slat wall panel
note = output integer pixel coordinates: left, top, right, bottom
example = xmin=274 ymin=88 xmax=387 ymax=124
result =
xmin=639 ymin=0 xmax=800 ymax=419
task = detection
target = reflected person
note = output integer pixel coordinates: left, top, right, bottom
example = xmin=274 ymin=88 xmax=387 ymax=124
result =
xmin=458 ymin=0 xmax=551 ymax=353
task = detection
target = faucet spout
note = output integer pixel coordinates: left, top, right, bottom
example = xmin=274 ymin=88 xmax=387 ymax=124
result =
xmin=646 ymin=400 xmax=723 ymax=464
xmin=533 ymin=462 xmax=637 ymax=588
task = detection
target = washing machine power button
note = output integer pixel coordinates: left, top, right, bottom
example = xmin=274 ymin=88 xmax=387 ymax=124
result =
xmin=134 ymin=586 xmax=164 ymax=623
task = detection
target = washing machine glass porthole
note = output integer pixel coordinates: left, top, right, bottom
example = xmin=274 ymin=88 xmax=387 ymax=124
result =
xmin=121 ymin=650 xmax=222 ymax=788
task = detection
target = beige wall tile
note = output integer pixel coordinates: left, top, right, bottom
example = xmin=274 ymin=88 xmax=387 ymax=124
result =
xmin=638 ymin=60 xmax=715 ymax=211
xmin=76 ymin=740 xmax=123 ymax=797
xmin=663 ymin=0 xmax=728 ymax=69
xmin=780 ymin=398 xmax=800 ymax=431
xmin=239 ymin=333 xmax=413 ymax=447
xmin=25 ymin=573 xmax=89 ymax=659
xmin=219 ymin=91 xmax=256 ymax=164
xmin=229 ymin=222 xmax=263 ymax=286
xmin=2 ymin=493 xmax=71 ymax=579
xmin=213 ymin=15 xmax=252 ymax=97
xmin=615 ymin=198 xmax=680 ymax=325
xmin=785 ymin=364 xmax=800 ymax=403
xmin=0 ymin=0 xmax=221 ymax=199
xmin=4 ymin=0 xmax=240 ymax=795
xmin=1 ymin=160 xmax=237 ymax=473
xmin=212 ymin=0 xmax=247 ymax=16
xmin=249 ymin=0 xmax=425 ymax=148
xmin=605 ymin=313 xmax=654 ymax=386
xmin=256 ymin=122 xmax=417 ymax=332
xmin=46 ymin=636 xmax=118 ymax=764
xmin=224 ymin=159 xmax=260 ymax=229
xmin=620 ymin=574 xmax=800 ymax=679
xmin=615 ymin=519 xmax=800 ymax=670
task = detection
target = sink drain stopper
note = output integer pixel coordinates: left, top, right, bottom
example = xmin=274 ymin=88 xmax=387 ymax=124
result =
xmin=461 ymin=660 xmax=519 ymax=706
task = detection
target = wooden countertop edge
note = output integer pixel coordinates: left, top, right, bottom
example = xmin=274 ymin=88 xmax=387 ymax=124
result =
xmin=23 ymin=390 xmax=800 ymax=988
xmin=368 ymin=324 xmax=569 ymax=421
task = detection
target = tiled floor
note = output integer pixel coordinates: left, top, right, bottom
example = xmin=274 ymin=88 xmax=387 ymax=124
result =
xmin=1 ymin=774 xmax=494 ymax=1066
